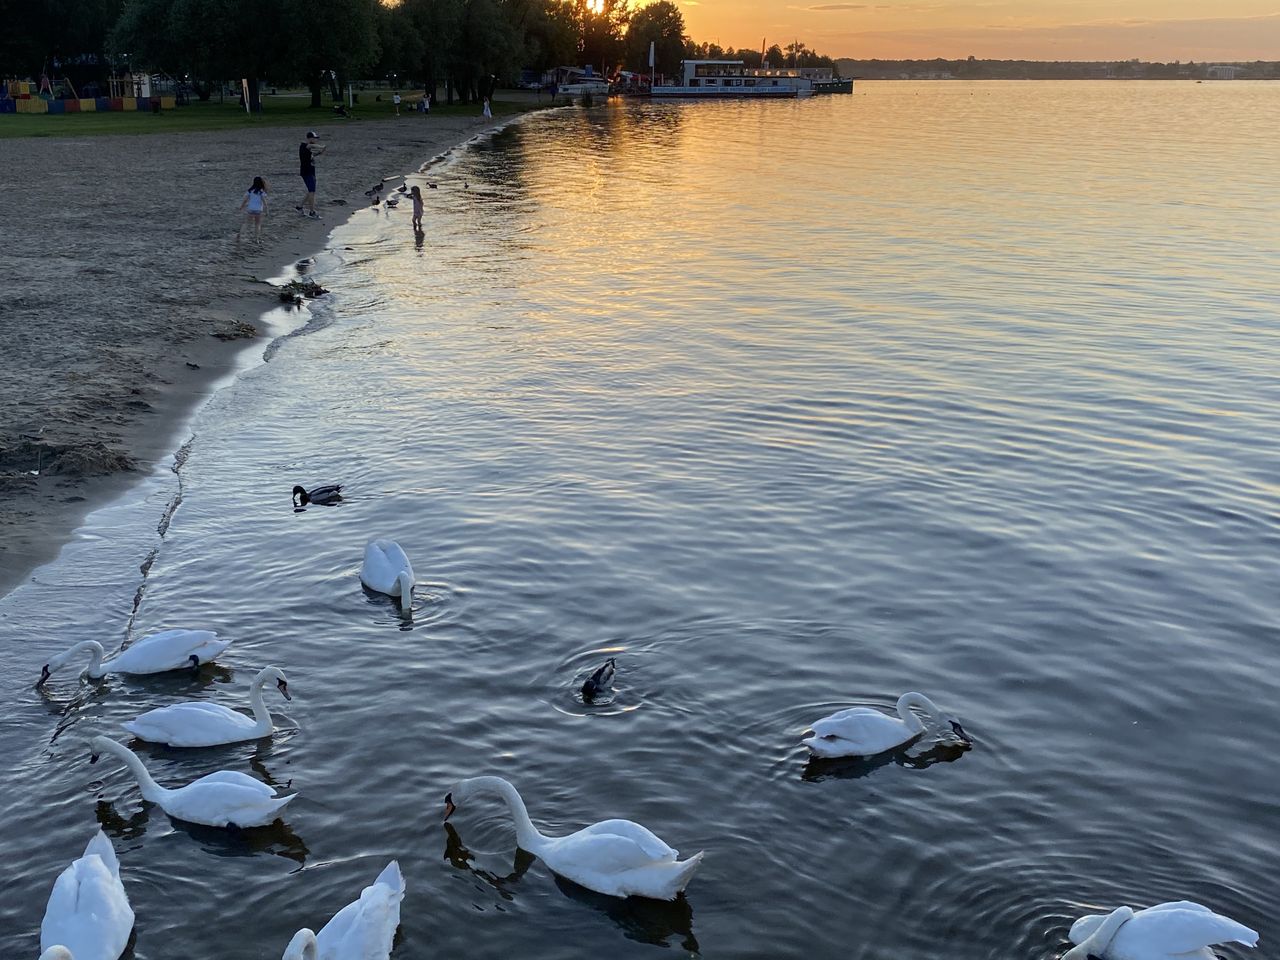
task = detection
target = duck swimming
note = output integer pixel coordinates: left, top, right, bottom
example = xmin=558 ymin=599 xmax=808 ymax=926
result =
xmin=1064 ymin=901 xmax=1258 ymax=959
xmin=280 ymin=861 xmax=405 ymax=960
xmin=122 ymin=665 xmax=292 ymax=747
xmin=802 ymin=692 xmax=971 ymax=759
xmin=443 ymin=776 xmax=703 ymax=900
xmin=360 ymin=539 xmax=414 ymax=605
xmin=89 ymin=736 xmax=295 ymax=828
xmin=581 ymin=658 xmax=616 ymax=701
xmin=40 ymin=831 xmax=134 ymax=960
xmin=292 ymin=484 xmax=343 ymax=507
xmin=38 ymin=630 xmax=230 ymax=685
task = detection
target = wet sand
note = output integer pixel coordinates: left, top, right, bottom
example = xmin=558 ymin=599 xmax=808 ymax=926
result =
xmin=0 ymin=109 xmax=522 ymax=596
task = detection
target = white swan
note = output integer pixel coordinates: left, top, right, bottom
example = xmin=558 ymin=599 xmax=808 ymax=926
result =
xmin=40 ymin=830 xmax=134 ymax=960
xmin=443 ymin=776 xmax=703 ymax=900
xmin=1064 ymin=901 xmax=1259 ymax=960
xmin=281 ymin=861 xmax=405 ymax=960
xmin=121 ymin=666 xmax=291 ymax=747
xmin=38 ymin=629 xmax=230 ymax=684
xmin=802 ymin=691 xmax=972 ymax=758
xmin=89 ymin=736 xmax=295 ymax=828
xmin=360 ymin=540 xmax=414 ymax=605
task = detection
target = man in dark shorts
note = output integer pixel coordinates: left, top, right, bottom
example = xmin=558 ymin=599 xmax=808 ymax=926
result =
xmin=296 ymin=130 xmax=326 ymax=219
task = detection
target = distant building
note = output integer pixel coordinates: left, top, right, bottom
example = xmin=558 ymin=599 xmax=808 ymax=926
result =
xmin=1205 ymin=64 xmax=1245 ymax=80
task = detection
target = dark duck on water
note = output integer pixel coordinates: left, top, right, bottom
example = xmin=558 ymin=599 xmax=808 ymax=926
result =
xmin=581 ymin=658 xmax=616 ymax=702
xmin=292 ymin=484 xmax=343 ymax=507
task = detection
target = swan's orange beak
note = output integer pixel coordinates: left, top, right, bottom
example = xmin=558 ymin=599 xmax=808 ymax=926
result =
xmin=443 ymin=793 xmax=456 ymax=821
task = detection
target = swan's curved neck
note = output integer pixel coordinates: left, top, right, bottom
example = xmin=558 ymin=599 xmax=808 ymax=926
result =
xmin=248 ymin=669 xmax=275 ymax=730
xmin=98 ymin=739 xmax=167 ymax=802
xmin=895 ymin=692 xmax=940 ymax=733
xmin=471 ymin=777 xmax=546 ymax=853
xmin=283 ymin=929 xmax=318 ymax=960
xmin=1063 ymin=907 xmax=1134 ymax=960
xmin=397 ymin=570 xmax=414 ymax=600
xmin=69 ymin=640 xmax=108 ymax=678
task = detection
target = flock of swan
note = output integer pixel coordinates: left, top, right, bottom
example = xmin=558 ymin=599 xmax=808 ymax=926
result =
xmin=28 ymin=489 xmax=1262 ymax=959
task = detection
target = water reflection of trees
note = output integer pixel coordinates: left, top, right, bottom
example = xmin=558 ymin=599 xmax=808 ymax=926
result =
xmin=443 ymin=823 xmax=699 ymax=951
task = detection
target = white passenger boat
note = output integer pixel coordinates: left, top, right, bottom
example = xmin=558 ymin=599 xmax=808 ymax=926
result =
xmin=651 ymin=60 xmax=813 ymax=99
xmin=554 ymin=66 xmax=611 ymax=99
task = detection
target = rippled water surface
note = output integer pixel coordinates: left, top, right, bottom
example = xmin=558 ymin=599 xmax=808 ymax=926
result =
xmin=3 ymin=82 xmax=1278 ymax=958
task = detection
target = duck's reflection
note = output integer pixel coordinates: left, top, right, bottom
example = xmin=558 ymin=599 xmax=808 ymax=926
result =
xmin=127 ymin=732 xmax=294 ymax=788
xmin=551 ymin=874 xmax=700 ymax=952
xmin=801 ymin=740 xmax=970 ymax=783
xmin=95 ymin=798 xmax=150 ymax=840
xmin=172 ymin=816 xmax=309 ymax=864
xmin=443 ymin=822 xmax=534 ymax=899
xmin=444 ymin=824 xmax=699 ymax=950
xmin=361 ymin=586 xmax=416 ymax=630
xmin=94 ymin=798 xmax=309 ymax=864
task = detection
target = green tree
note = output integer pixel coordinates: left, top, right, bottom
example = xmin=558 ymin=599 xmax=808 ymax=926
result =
xmin=523 ymin=0 xmax=579 ymax=72
xmin=281 ymin=0 xmax=381 ymax=107
xmin=623 ymin=0 xmax=683 ymax=75
xmin=578 ymin=0 xmax=629 ymax=73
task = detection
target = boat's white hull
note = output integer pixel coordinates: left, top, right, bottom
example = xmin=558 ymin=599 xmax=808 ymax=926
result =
xmin=650 ymin=86 xmax=802 ymax=99
xmin=557 ymin=83 xmax=611 ymax=97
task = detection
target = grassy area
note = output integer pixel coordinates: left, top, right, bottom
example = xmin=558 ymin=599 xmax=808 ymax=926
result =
xmin=0 ymin=91 xmax=540 ymax=139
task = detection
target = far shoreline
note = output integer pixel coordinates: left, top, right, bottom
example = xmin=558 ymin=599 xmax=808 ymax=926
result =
xmin=0 ymin=98 xmax=550 ymax=599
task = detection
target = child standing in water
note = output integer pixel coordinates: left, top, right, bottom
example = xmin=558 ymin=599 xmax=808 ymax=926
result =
xmin=410 ymin=185 xmax=424 ymax=231
xmin=237 ymin=176 xmax=268 ymax=243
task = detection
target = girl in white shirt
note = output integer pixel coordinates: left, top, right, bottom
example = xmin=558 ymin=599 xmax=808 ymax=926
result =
xmin=237 ymin=176 xmax=268 ymax=243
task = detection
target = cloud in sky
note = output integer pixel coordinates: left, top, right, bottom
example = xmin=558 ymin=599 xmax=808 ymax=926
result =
xmin=807 ymin=3 xmax=865 ymax=9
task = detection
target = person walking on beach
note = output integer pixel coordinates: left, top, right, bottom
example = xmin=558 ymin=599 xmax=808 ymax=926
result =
xmin=482 ymin=97 xmax=492 ymax=119
xmin=237 ymin=176 xmax=268 ymax=243
xmin=410 ymin=185 xmax=424 ymax=232
xmin=392 ymin=91 xmax=401 ymax=116
xmin=296 ymin=130 xmax=326 ymax=220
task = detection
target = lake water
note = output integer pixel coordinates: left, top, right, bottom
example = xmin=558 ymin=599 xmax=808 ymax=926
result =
xmin=2 ymin=82 xmax=1278 ymax=959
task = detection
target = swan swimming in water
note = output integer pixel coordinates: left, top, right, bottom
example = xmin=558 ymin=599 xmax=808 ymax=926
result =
xmin=280 ymin=861 xmax=405 ymax=960
xmin=38 ymin=629 xmax=230 ymax=685
xmin=89 ymin=736 xmax=295 ymax=828
xmin=361 ymin=539 xmax=414 ymax=605
xmin=802 ymin=692 xmax=971 ymax=758
xmin=293 ymin=484 xmax=343 ymax=507
xmin=40 ymin=831 xmax=134 ymax=960
xmin=443 ymin=776 xmax=703 ymax=900
xmin=122 ymin=666 xmax=292 ymax=747
xmin=1064 ymin=901 xmax=1259 ymax=960
xmin=581 ymin=658 xmax=616 ymax=701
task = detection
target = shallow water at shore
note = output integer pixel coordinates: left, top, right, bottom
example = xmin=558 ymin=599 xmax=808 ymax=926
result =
xmin=2 ymin=83 xmax=1278 ymax=958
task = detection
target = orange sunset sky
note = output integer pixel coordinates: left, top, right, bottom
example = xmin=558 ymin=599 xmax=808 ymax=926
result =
xmin=675 ymin=0 xmax=1280 ymax=61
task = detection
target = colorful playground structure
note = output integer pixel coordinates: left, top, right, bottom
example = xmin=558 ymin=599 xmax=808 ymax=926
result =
xmin=1 ymin=77 xmax=177 ymax=115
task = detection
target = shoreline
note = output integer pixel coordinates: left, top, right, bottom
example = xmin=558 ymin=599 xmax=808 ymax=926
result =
xmin=0 ymin=104 xmax=544 ymax=597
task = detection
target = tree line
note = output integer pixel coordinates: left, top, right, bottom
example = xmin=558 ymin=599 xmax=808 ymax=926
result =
xmin=0 ymin=0 xmax=842 ymax=110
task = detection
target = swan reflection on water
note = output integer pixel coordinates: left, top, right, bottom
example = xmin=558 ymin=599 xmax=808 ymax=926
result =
xmin=360 ymin=585 xmax=417 ymax=630
xmin=801 ymin=740 xmax=970 ymax=783
xmin=94 ymin=797 xmax=310 ymax=864
xmin=443 ymin=823 xmax=699 ymax=951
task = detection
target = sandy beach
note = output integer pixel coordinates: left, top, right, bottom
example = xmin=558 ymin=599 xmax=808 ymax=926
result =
xmin=0 ymin=108 xmax=523 ymax=596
